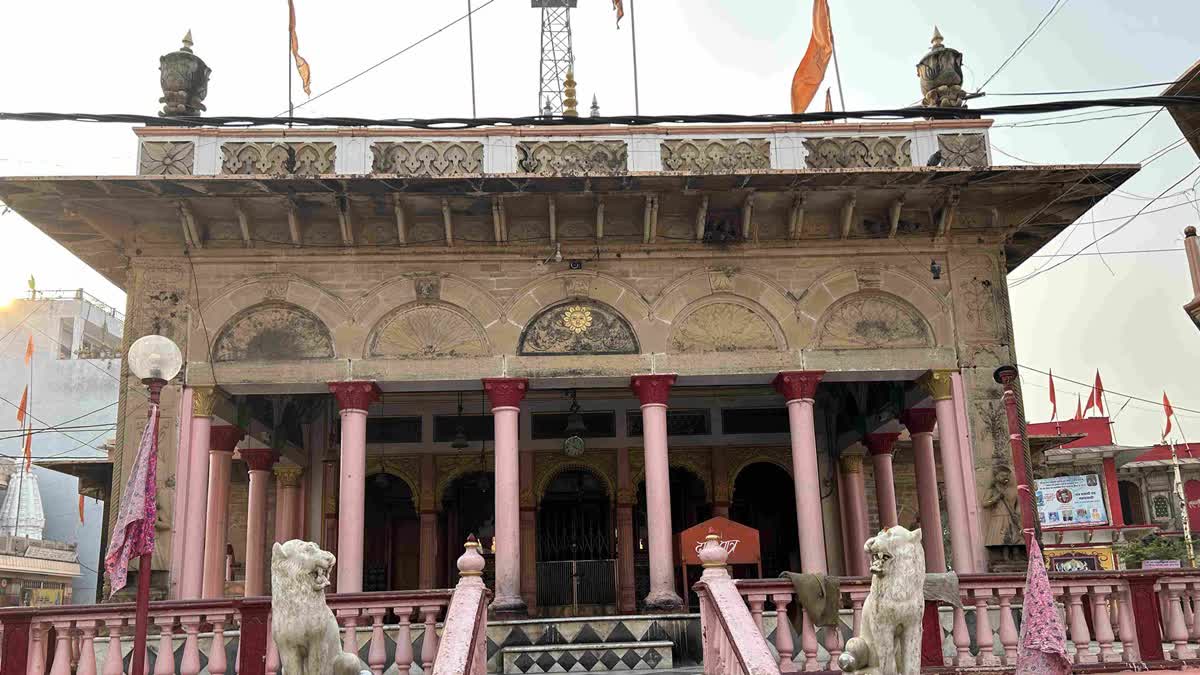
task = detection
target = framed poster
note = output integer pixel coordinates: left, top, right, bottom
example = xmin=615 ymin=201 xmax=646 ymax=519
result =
xmin=1035 ymin=474 xmax=1109 ymax=528
xmin=1044 ymin=545 xmax=1115 ymax=572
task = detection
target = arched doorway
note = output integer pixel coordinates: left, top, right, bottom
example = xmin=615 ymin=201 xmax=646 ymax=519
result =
xmin=730 ymin=462 xmax=799 ymax=578
xmin=635 ymin=467 xmax=709 ymax=609
xmin=537 ymin=469 xmax=615 ymax=613
xmin=1120 ymin=481 xmax=1146 ymax=525
xmin=363 ymin=472 xmax=419 ymax=591
xmin=440 ymin=470 xmax=496 ymax=588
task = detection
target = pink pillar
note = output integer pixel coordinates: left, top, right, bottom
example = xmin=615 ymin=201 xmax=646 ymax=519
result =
xmin=864 ymin=433 xmax=901 ymax=530
xmin=838 ymin=454 xmax=869 ymax=576
xmin=328 ymin=381 xmax=381 ymax=594
xmin=773 ymin=371 xmax=827 ymax=574
xmin=484 ymin=377 xmax=528 ymax=615
xmin=419 ymin=453 xmax=439 ymax=590
xmin=950 ymin=371 xmax=985 ymax=571
xmin=922 ymin=370 xmax=975 ymax=573
xmin=180 ymin=388 xmax=216 ymax=599
xmin=519 ymin=450 xmax=537 ymax=613
xmin=241 ymin=448 xmax=278 ymax=597
xmin=616 ymin=446 xmax=637 ymax=613
xmin=169 ymin=387 xmax=195 ymax=599
xmin=273 ymin=466 xmax=303 ymax=543
xmin=202 ymin=425 xmax=244 ymax=599
xmin=902 ymin=408 xmax=947 ymax=572
xmin=631 ymin=374 xmax=684 ymax=610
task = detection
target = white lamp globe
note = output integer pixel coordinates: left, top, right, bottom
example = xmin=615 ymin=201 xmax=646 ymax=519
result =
xmin=128 ymin=335 xmax=183 ymax=382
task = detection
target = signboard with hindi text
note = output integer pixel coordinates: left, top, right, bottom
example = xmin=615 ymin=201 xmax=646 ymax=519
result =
xmin=1034 ymin=474 xmax=1109 ymax=528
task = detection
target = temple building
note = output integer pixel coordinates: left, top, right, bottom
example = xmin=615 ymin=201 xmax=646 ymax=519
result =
xmin=0 ymin=30 xmax=1138 ymax=617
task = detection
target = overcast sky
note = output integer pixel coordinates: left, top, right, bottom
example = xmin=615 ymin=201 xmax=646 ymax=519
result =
xmin=0 ymin=0 xmax=1197 ymax=447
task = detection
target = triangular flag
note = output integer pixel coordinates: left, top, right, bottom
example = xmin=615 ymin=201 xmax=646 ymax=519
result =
xmin=612 ymin=0 xmax=624 ymax=27
xmin=79 ymin=495 xmax=85 ymax=525
xmin=23 ymin=429 xmax=32 ymax=472
xmin=790 ymin=0 xmax=834 ymax=113
xmin=288 ymin=0 xmax=312 ymax=96
xmin=24 ymin=335 xmax=33 ymax=365
xmin=1073 ymin=394 xmax=1082 ymax=421
xmin=15 ymin=386 xmax=27 ymax=425
xmin=1164 ymin=392 xmax=1175 ymax=440
xmin=1048 ymin=369 xmax=1057 ymax=421
xmin=1083 ymin=389 xmax=1096 ymax=418
xmin=1094 ymin=371 xmax=1105 ymax=415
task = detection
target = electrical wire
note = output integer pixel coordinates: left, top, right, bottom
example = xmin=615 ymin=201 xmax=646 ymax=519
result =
xmin=975 ymin=0 xmax=1070 ymax=93
xmin=1017 ymin=364 xmax=1200 ymax=417
xmin=986 ymin=81 xmax=1180 ymax=96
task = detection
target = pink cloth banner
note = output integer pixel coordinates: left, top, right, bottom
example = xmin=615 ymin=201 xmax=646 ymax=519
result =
xmin=1017 ymin=538 xmax=1071 ymax=674
xmin=104 ymin=404 xmax=159 ymax=596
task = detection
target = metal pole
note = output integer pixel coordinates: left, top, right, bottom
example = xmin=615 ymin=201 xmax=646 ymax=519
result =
xmin=287 ymin=1 xmax=294 ymax=126
xmin=629 ymin=0 xmax=640 ymax=115
xmin=467 ymin=0 xmax=478 ymax=117
xmin=829 ymin=19 xmax=847 ymax=113
xmin=130 ymin=379 xmax=164 ymax=675
xmin=1170 ymin=443 xmax=1197 ymax=567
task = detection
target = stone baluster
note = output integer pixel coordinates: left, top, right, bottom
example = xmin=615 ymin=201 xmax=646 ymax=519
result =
xmin=28 ymin=621 xmax=47 ymax=675
xmin=209 ymin=614 xmax=229 ymax=675
xmin=367 ymin=609 xmax=387 ymax=675
xmin=1166 ymin=583 xmax=1195 ymax=659
xmin=822 ymin=624 xmax=842 ymax=670
xmin=747 ymin=595 xmax=766 ymax=633
xmin=76 ymin=620 xmax=98 ymax=675
xmin=153 ymin=616 xmax=177 ymax=675
xmin=996 ymin=588 xmax=1019 ymax=665
xmin=265 ymin=629 xmax=280 ymax=675
xmin=1090 ymin=584 xmax=1117 ymax=663
xmin=48 ymin=621 xmax=72 ymax=675
xmin=394 ymin=606 xmax=414 ymax=675
xmin=952 ymin=604 xmax=973 ymax=667
xmin=847 ymin=590 xmax=867 ymax=637
xmin=340 ymin=610 xmax=360 ymax=658
xmin=103 ymin=620 xmax=124 ymax=675
xmin=799 ymin=616 xmax=819 ymax=671
xmin=420 ymin=606 xmax=440 ymax=671
xmin=179 ymin=616 xmax=202 ymax=675
xmin=972 ymin=590 xmax=998 ymax=666
xmin=771 ymin=593 xmax=797 ymax=673
xmin=70 ymin=631 xmax=80 ymax=673
xmin=1115 ymin=585 xmax=1139 ymax=663
xmin=1190 ymin=582 xmax=1200 ymax=641
xmin=1065 ymin=586 xmax=1096 ymax=663
xmin=1184 ymin=587 xmax=1196 ymax=635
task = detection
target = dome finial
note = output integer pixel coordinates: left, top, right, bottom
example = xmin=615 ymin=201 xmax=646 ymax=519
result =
xmin=931 ymin=26 xmax=944 ymax=48
xmin=181 ymin=30 xmax=194 ymax=53
xmin=563 ymin=67 xmax=579 ymax=117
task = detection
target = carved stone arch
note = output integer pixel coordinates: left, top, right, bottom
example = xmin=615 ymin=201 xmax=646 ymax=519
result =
xmin=668 ymin=294 xmax=785 ymax=353
xmin=196 ymin=274 xmax=351 ymax=359
xmin=353 ymin=273 xmax=505 ymax=358
xmin=795 ymin=266 xmax=951 ymax=347
xmin=366 ymin=301 xmax=490 ymax=359
xmin=632 ymin=457 xmax=712 ymax=501
xmin=729 ymin=454 xmax=793 ymax=494
xmin=435 ymin=453 xmax=494 ymax=506
xmin=365 ymin=455 xmax=421 ymax=507
xmin=533 ymin=458 xmax=616 ymax=505
xmin=212 ymin=302 xmax=335 ymax=362
xmin=815 ymin=290 xmax=935 ymax=350
xmin=504 ymin=272 xmax=652 ymax=354
xmin=650 ymin=268 xmax=799 ymax=351
xmin=518 ymin=300 xmax=639 ymax=356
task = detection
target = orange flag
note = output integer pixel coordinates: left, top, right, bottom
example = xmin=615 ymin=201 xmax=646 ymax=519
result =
xmin=612 ymin=0 xmax=624 ymax=27
xmin=790 ymin=0 xmax=834 ymax=113
xmin=1073 ymin=394 xmax=1082 ymax=421
xmin=15 ymin=386 xmax=26 ymax=425
xmin=23 ymin=335 xmax=33 ymax=365
xmin=79 ymin=495 xmax=85 ymax=524
xmin=1048 ymin=369 xmax=1057 ymax=420
xmin=1083 ymin=389 xmax=1096 ymax=418
xmin=23 ymin=429 xmax=32 ymax=471
xmin=288 ymin=0 xmax=312 ymax=96
xmin=1164 ymin=392 xmax=1175 ymax=439
xmin=1094 ymin=370 xmax=1105 ymax=414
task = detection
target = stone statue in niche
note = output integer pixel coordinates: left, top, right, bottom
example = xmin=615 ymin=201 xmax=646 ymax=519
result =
xmin=271 ymin=540 xmax=369 ymax=675
xmin=839 ymin=526 xmax=925 ymax=675
xmin=982 ymin=464 xmax=1021 ymax=548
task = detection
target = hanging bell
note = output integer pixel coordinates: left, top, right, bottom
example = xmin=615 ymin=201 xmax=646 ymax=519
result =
xmin=564 ymin=407 xmax=587 ymax=437
xmin=451 ymin=424 xmax=469 ymax=449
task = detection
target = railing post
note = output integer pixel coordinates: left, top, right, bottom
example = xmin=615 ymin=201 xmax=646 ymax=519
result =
xmin=28 ymin=621 xmax=47 ymax=675
xmin=366 ymin=609 xmax=387 ymax=675
xmin=770 ymin=593 xmax=796 ymax=673
xmin=1 ymin=612 xmax=32 ymax=675
xmin=1165 ymin=582 xmax=1195 ymax=660
xmin=1115 ymin=584 xmax=1140 ymax=663
xmin=179 ymin=616 xmax=202 ymax=675
xmin=102 ymin=620 xmax=123 ymax=675
xmin=1126 ymin=574 xmax=1165 ymax=661
xmin=996 ymin=588 xmax=1019 ymax=665
xmin=1090 ymin=584 xmax=1118 ymax=663
xmin=75 ymin=621 xmax=97 ymax=675
xmin=393 ymin=606 xmax=414 ymax=675
xmin=972 ymin=590 xmax=998 ymax=666
xmin=152 ymin=616 xmax=176 ymax=675
xmin=420 ymin=606 xmax=440 ymax=671
xmin=237 ymin=599 xmax=271 ymax=675
xmin=1066 ymin=585 xmax=1096 ymax=664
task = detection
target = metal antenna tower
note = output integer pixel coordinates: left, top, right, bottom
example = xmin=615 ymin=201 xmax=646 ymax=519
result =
xmin=533 ymin=0 xmax=576 ymax=115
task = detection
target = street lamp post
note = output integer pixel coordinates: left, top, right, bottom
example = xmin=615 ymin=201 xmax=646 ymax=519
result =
xmin=1182 ymin=226 xmax=1200 ymax=330
xmin=994 ymin=365 xmax=1040 ymax=548
xmin=126 ymin=335 xmax=182 ymax=675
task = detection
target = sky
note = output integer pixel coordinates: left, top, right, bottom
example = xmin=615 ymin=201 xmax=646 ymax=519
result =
xmin=0 ymin=0 xmax=1198 ymax=448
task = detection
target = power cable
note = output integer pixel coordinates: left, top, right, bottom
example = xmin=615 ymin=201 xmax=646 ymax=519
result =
xmin=1017 ymin=364 xmax=1200 ymax=417
xmin=975 ymin=0 xmax=1070 ymax=93
xmin=987 ymin=81 xmax=1181 ymax=96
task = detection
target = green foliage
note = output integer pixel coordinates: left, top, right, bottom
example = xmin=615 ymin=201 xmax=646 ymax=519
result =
xmin=1116 ymin=535 xmax=1190 ymax=569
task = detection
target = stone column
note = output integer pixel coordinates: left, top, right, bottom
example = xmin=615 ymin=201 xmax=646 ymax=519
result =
xmin=180 ymin=387 xmax=215 ymax=599
xmin=519 ymin=450 xmax=537 ymax=613
xmin=483 ymin=377 xmax=529 ymax=616
xmin=773 ymin=371 xmax=827 ymax=574
xmin=838 ymin=453 xmax=869 ymax=576
xmin=241 ymin=448 xmax=278 ymax=597
xmin=920 ymin=370 xmax=975 ymax=573
xmin=711 ymin=448 xmax=730 ymax=519
xmin=202 ymin=424 xmax=244 ymax=599
xmin=616 ymin=446 xmax=637 ymax=613
xmin=419 ymin=453 xmax=439 ymax=590
xmin=273 ymin=465 xmax=304 ymax=543
xmin=631 ymin=374 xmax=684 ymax=611
xmin=864 ymin=433 xmax=901 ymax=530
xmin=902 ymin=408 xmax=947 ymax=570
xmin=328 ymin=381 xmax=382 ymax=593
xmin=169 ymin=386 xmax=194 ymax=599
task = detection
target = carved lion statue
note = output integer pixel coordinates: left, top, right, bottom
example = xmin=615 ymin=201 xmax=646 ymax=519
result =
xmin=271 ymin=540 xmax=367 ymax=675
xmin=838 ymin=526 xmax=926 ymax=675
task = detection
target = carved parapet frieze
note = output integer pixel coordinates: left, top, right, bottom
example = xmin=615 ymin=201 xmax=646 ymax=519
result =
xmin=220 ymin=142 xmax=336 ymax=176
xmin=660 ymin=139 xmax=771 ymax=173
xmin=139 ymin=142 xmax=195 ymax=175
xmin=517 ymin=141 xmax=628 ymax=176
xmin=803 ymin=136 xmax=911 ymax=169
xmin=936 ymin=133 xmax=988 ymax=167
xmin=371 ymin=141 xmax=484 ymax=176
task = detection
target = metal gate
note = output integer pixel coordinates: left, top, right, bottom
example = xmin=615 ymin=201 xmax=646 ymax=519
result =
xmin=536 ymin=559 xmax=617 ymax=609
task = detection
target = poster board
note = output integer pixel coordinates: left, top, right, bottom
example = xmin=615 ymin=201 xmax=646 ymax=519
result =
xmin=1034 ymin=474 xmax=1109 ymax=528
xmin=1043 ymin=545 xmax=1116 ymax=572
xmin=676 ymin=517 xmax=761 ymax=610
xmin=28 ymin=588 xmax=63 ymax=607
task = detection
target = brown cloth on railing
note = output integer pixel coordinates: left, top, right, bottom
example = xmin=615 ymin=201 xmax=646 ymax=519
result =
xmin=923 ymin=571 xmax=962 ymax=608
xmin=780 ymin=572 xmax=841 ymax=627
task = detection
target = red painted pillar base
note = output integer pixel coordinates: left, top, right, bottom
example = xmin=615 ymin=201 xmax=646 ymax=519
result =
xmin=921 ymin=601 xmax=943 ymax=666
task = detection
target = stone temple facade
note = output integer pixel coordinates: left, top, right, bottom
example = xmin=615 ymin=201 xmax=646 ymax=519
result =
xmin=0 ymin=83 xmax=1136 ymax=613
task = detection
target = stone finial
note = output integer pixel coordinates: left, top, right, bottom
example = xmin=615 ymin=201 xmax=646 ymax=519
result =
xmin=698 ymin=530 xmax=729 ymax=569
xmin=543 ymin=98 xmax=553 ymax=116
xmin=563 ymin=68 xmax=579 ymax=117
xmin=590 ymin=95 xmax=600 ymax=118
xmin=159 ymin=30 xmax=211 ymax=116
xmin=458 ymin=534 xmax=486 ymax=578
xmin=916 ymin=25 xmax=966 ymax=108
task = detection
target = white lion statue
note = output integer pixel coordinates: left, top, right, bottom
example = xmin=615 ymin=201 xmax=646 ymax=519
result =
xmin=271 ymin=540 xmax=368 ymax=675
xmin=838 ymin=526 xmax=925 ymax=675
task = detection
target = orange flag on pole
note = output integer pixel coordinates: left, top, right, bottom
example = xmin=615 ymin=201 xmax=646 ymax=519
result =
xmin=1094 ymin=370 xmax=1105 ymax=414
xmin=288 ymin=0 xmax=312 ymax=95
xmin=15 ymin=386 xmax=27 ymax=425
xmin=24 ymin=335 xmax=33 ymax=365
xmin=79 ymin=495 xmax=85 ymax=524
xmin=790 ymin=0 xmax=834 ymax=113
xmin=1083 ymin=389 xmax=1096 ymax=418
xmin=612 ymin=0 xmax=625 ymax=27
xmin=1073 ymin=394 xmax=1082 ymax=421
xmin=1164 ymin=392 xmax=1175 ymax=439
xmin=23 ymin=429 xmax=32 ymax=471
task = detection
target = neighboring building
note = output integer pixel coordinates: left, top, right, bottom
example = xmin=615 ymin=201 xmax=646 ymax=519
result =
xmin=0 ymin=460 xmax=82 ymax=605
xmin=0 ymin=31 xmax=1140 ymax=614
xmin=0 ymin=289 xmax=122 ymax=602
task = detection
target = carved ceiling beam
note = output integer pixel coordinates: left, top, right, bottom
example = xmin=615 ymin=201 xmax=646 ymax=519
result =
xmin=393 ymin=195 xmax=407 ymax=245
xmin=441 ymin=198 xmax=454 ymax=247
xmin=491 ymin=195 xmax=507 ymax=244
xmin=840 ymin=194 xmax=857 ymax=239
xmin=233 ymin=200 xmax=253 ymax=248
xmin=643 ymin=194 xmax=659 ymax=244
xmin=937 ymin=190 xmax=960 ymax=237
xmin=336 ymin=195 xmax=354 ymax=246
xmin=548 ymin=195 xmax=558 ymax=243
xmin=788 ymin=193 xmax=805 ymax=240
xmin=888 ymin=197 xmax=905 ymax=239
xmin=594 ymin=196 xmax=605 ymax=241
xmin=741 ymin=193 xmax=756 ymax=240
xmin=177 ymin=201 xmax=201 ymax=248
xmin=285 ymin=200 xmax=302 ymax=246
xmin=694 ymin=194 xmax=709 ymax=242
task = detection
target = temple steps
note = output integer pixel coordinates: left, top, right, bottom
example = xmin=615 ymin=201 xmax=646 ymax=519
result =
xmin=488 ymin=614 xmax=700 ymax=673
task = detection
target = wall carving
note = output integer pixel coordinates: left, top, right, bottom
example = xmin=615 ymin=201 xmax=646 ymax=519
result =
xmin=815 ymin=291 xmax=933 ymax=349
xmin=220 ymin=142 xmax=336 ymax=175
xmin=517 ymin=141 xmax=628 ymax=176
xmin=660 ymin=139 xmax=771 ymax=173
xmin=952 ymin=253 xmax=1005 ymax=340
xmin=936 ymin=133 xmax=988 ymax=167
xmin=669 ymin=302 xmax=778 ymax=353
xmin=518 ymin=301 xmax=639 ymax=355
xmin=212 ymin=302 xmax=335 ymax=362
xmin=803 ymin=136 xmax=911 ymax=169
xmin=138 ymin=141 xmax=194 ymax=175
xmin=371 ymin=141 xmax=484 ymax=176
xmin=368 ymin=305 xmax=488 ymax=359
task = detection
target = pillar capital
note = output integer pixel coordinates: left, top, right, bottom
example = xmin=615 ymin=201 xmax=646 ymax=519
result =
xmin=241 ymin=447 xmax=280 ymax=472
xmin=328 ymin=381 xmax=381 ymax=412
xmin=191 ymin=386 xmax=220 ymax=418
xmin=483 ymin=377 xmax=529 ymax=409
xmin=839 ymin=453 xmax=864 ymax=474
xmin=900 ymin=408 xmax=938 ymax=435
xmin=773 ymin=370 xmax=824 ymax=402
xmin=630 ymin=374 xmax=676 ymax=406
xmin=864 ymin=432 xmax=901 ymax=457
xmin=273 ymin=465 xmax=304 ymax=487
xmin=917 ymin=369 xmax=956 ymax=401
xmin=209 ymin=425 xmax=244 ymax=453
